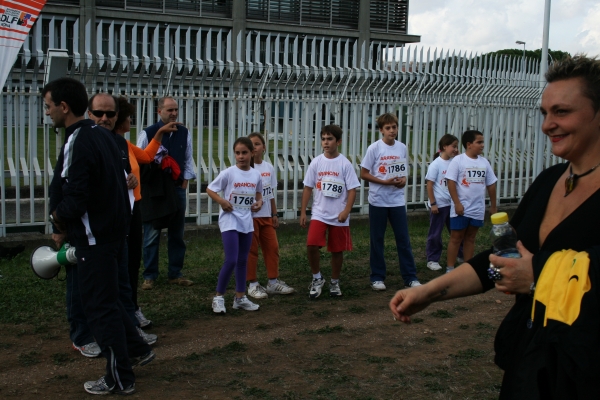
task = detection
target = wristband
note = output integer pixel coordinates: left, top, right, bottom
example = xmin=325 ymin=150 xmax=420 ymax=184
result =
xmin=271 ymin=213 xmax=278 ymax=217
xmin=430 ymin=202 xmax=437 ymax=206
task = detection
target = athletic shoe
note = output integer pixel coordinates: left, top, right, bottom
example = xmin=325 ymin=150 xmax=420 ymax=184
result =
xmin=130 ymin=350 xmax=155 ymax=369
xmin=446 ymin=267 xmax=454 ymax=274
xmin=308 ymin=277 xmax=326 ymax=299
xmin=212 ymin=296 xmax=226 ymax=314
xmin=457 ymin=257 xmax=464 ymax=264
xmin=408 ymin=280 xmax=422 ymax=288
xmin=266 ymin=279 xmax=295 ymax=295
xmin=84 ymin=376 xmax=135 ymax=395
xmin=137 ymin=327 xmax=157 ymax=345
xmin=370 ymin=281 xmax=386 ymax=291
xmin=73 ymin=342 xmax=101 ymax=358
xmin=248 ymin=284 xmax=268 ymax=299
xmin=427 ymin=261 xmax=442 ymax=271
xmin=329 ymin=281 xmax=343 ymax=297
xmin=168 ymin=277 xmax=194 ymax=286
xmin=141 ymin=279 xmax=154 ymax=290
xmin=135 ymin=308 xmax=152 ymax=328
xmin=232 ymin=295 xmax=260 ymax=311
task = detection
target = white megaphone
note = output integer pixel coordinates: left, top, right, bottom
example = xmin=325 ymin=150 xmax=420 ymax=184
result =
xmin=30 ymin=243 xmax=77 ymax=279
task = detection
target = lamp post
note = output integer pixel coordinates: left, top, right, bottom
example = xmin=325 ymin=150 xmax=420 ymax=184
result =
xmin=516 ymin=40 xmax=526 ymax=70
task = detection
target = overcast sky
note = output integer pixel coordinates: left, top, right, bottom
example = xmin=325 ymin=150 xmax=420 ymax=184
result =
xmin=404 ymin=0 xmax=599 ymax=57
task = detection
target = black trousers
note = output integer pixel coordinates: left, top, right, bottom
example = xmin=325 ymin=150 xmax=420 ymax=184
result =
xmin=127 ymin=201 xmax=143 ymax=310
xmin=77 ymin=239 xmax=150 ymax=389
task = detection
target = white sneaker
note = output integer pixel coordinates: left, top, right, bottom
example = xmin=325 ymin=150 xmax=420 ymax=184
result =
xmin=135 ymin=308 xmax=152 ymax=328
xmin=73 ymin=342 xmax=101 ymax=358
xmin=212 ymin=296 xmax=226 ymax=314
xmin=248 ymin=284 xmax=268 ymax=299
xmin=370 ymin=281 xmax=386 ymax=291
xmin=232 ymin=295 xmax=260 ymax=311
xmin=329 ymin=281 xmax=343 ymax=297
xmin=408 ymin=280 xmax=422 ymax=288
xmin=457 ymin=257 xmax=464 ymax=265
xmin=427 ymin=261 xmax=442 ymax=271
xmin=308 ymin=277 xmax=326 ymax=299
xmin=266 ymin=279 xmax=295 ymax=295
xmin=446 ymin=267 xmax=454 ymax=274
xmin=136 ymin=327 xmax=157 ymax=345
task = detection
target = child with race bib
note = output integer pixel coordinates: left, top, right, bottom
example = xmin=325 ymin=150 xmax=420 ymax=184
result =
xmin=300 ymin=125 xmax=360 ymax=299
xmin=445 ymin=130 xmax=497 ymax=274
xmin=425 ymin=134 xmax=464 ymax=271
xmin=246 ymin=132 xmax=295 ymax=299
xmin=207 ymin=137 xmax=264 ymax=314
xmin=360 ymin=112 xmax=420 ymax=290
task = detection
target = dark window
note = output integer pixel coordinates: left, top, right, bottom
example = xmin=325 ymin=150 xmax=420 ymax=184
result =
xmin=370 ymin=0 xmax=408 ymax=33
xmin=46 ymin=0 xmax=80 ymax=5
xmin=96 ymin=0 xmax=125 ymax=7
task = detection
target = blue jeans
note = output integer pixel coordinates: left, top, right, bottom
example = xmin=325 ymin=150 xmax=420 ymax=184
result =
xmin=369 ymin=204 xmax=418 ymax=285
xmin=142 ymin=187 xmax=187 ymax=281
xmin=66 ymin=264 xmax=94 ymax=346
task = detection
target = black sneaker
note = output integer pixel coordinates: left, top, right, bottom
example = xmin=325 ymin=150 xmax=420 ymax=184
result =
xmin=130 ymin=350 xmax=156 ymax=369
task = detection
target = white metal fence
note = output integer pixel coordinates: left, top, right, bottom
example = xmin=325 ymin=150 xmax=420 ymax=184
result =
xmin=1 ymin=22 xmax=558 ymax=236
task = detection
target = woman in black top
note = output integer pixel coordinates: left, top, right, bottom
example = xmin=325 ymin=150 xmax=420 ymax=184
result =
xmin=390 ymin=55 xmax=600 ymax=399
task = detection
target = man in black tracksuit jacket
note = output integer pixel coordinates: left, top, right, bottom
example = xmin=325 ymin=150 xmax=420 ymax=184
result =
xmin=44 ymin=78 xmax=150 ymax=395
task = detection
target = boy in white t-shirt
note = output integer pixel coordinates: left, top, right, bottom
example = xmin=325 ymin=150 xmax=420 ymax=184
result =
xmin=360 ymin=113 xmax=420 ymax=290
xmin=445 ymin=130 xmax=497 ymax=274
xmin=300 ymin=125 xmax=361 ymax=299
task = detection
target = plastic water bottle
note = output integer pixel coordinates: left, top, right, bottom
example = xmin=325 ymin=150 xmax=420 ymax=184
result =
xmin=490 ymin=212 xmax=520 ymax=258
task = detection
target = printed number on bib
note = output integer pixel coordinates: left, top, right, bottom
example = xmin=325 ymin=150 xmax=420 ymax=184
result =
xmin=230 ymin=192 xmax=255 ymax=210
xmin=386 ymin=160 xmax=407 ymax=178
xmin=465 ymin=168 xmax=486 ymax=183
xmin=320 ymin=177 xmax=344 ymax=198
xmin=262 ymin=184 xmax=274 ymax=200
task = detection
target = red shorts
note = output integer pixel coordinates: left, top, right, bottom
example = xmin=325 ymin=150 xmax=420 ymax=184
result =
xmin=306 ymin=220 xmax=352 ymax=253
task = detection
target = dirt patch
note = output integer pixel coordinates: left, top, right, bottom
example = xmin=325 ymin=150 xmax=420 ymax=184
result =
xmin=0 ymin=286 xmax=511 ymax=399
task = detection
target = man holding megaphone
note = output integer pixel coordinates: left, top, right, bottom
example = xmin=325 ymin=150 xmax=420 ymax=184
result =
xmin=44 ymin=78 xmax=153 ymax=396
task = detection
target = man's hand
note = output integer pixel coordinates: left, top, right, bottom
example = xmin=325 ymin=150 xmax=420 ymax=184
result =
xmin=300 ymin=213 xmax=307 ymax=228
xmin=126 ymin=173 xmax=138 ymax=190
xmin=272 ymin=215 xmax=279 ymax=229
xmin=52 ymin=210 xmax=67 ymax=233
xmin=52 ymin=233 xmax=66 ymax=249
xmin=181 ymin=180 xmax=188 ymax=190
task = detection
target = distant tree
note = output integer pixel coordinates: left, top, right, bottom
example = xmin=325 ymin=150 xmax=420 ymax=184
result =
xmin=484 ymin=49 xmax=571 ymax=63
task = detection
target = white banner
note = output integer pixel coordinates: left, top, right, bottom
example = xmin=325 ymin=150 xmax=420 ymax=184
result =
xmin=0 ymin=0 xmax=46 ymax=89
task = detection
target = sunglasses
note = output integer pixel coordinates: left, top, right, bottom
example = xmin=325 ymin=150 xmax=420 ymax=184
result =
xmin=90 ymin=110 xmax=117 ymax=118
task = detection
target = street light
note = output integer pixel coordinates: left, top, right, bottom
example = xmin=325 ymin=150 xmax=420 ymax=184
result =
xmin=516 ymin=41 xmax=526 ymax=70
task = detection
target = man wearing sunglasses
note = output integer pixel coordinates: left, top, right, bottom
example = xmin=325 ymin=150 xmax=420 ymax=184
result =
xmin=87 ymin=93 xmax=158 ymax=346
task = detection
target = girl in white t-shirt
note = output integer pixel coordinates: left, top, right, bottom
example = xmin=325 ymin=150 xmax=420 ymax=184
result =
xmin=425 ymin=134 xmax=461 ymax=271
xmin=207 ymin=137 xmax=264 ymax=314
xmin=246 ymin=133 xmax=295 ymax=299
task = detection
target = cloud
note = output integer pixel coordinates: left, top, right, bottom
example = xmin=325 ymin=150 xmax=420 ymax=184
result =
xmin=407 ymin=0 xmax=599 ymax=56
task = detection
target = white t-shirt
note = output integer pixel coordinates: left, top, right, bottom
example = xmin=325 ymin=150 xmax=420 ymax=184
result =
xmin=303 ymin=154 xmax=361 ymax=226
xmin=425 ymin=157 xmax=452 ymax=208
xmin=361 ymin=139 xmax=408 ymax=207
xmin=252 ymin=161 xmax=277 ymax=219
xmin=445 ymin=153 xmax=497 ymax=220
xmin=207 ymin=166 xmax=263 ymax=233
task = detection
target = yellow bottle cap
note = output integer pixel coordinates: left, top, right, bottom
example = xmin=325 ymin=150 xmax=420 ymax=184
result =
xmin=490 ymin=212 xmax=509 ymax=225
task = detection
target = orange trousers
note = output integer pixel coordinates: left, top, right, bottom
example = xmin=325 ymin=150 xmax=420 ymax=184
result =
xmin=246 ymin=217 xmax=280 ymax=281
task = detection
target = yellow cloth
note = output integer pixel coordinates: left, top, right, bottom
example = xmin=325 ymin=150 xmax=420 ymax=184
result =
xmin=532 ymin=249 xmax=591 ymax=327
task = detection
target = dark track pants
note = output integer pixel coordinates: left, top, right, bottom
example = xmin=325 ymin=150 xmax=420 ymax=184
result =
xmin=77 ymin=239 xmax=150 ymax=390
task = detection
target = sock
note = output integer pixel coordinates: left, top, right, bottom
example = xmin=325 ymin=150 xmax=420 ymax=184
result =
xmin=249 ymin=282 xmax=259 ymax=289
xmin=313 ymin=272 xmax=322 ymax=280
xmin=268 ymin=278 xmax=278 ymax=285
xmin=331 ymin=279 xmax=339 ymax=284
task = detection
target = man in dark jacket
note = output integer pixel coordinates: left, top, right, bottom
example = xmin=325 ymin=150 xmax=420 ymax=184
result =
xmin=44 ymin=78 xmax=153 ymax=395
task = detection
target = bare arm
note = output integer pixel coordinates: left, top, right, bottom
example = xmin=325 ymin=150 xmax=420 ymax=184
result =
xmin=487 ymin=182 xmax=497 ymax=215
xmin=389 ymin=263 xmax=484 ymax=323
xmin=300 ymin=186 xmax=313 ymax=228
xmin=426 ymin=180 xmax=438 ymax=214
xmin=447 ymin=180 xmax=463 ymax=216
xmin=338 ymin=188 xmax=356 ymax=223
xmin=206 ymin=188 xmax=232 ymax=212
xmin=270 ymin=197 xmax=279 ymax=228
